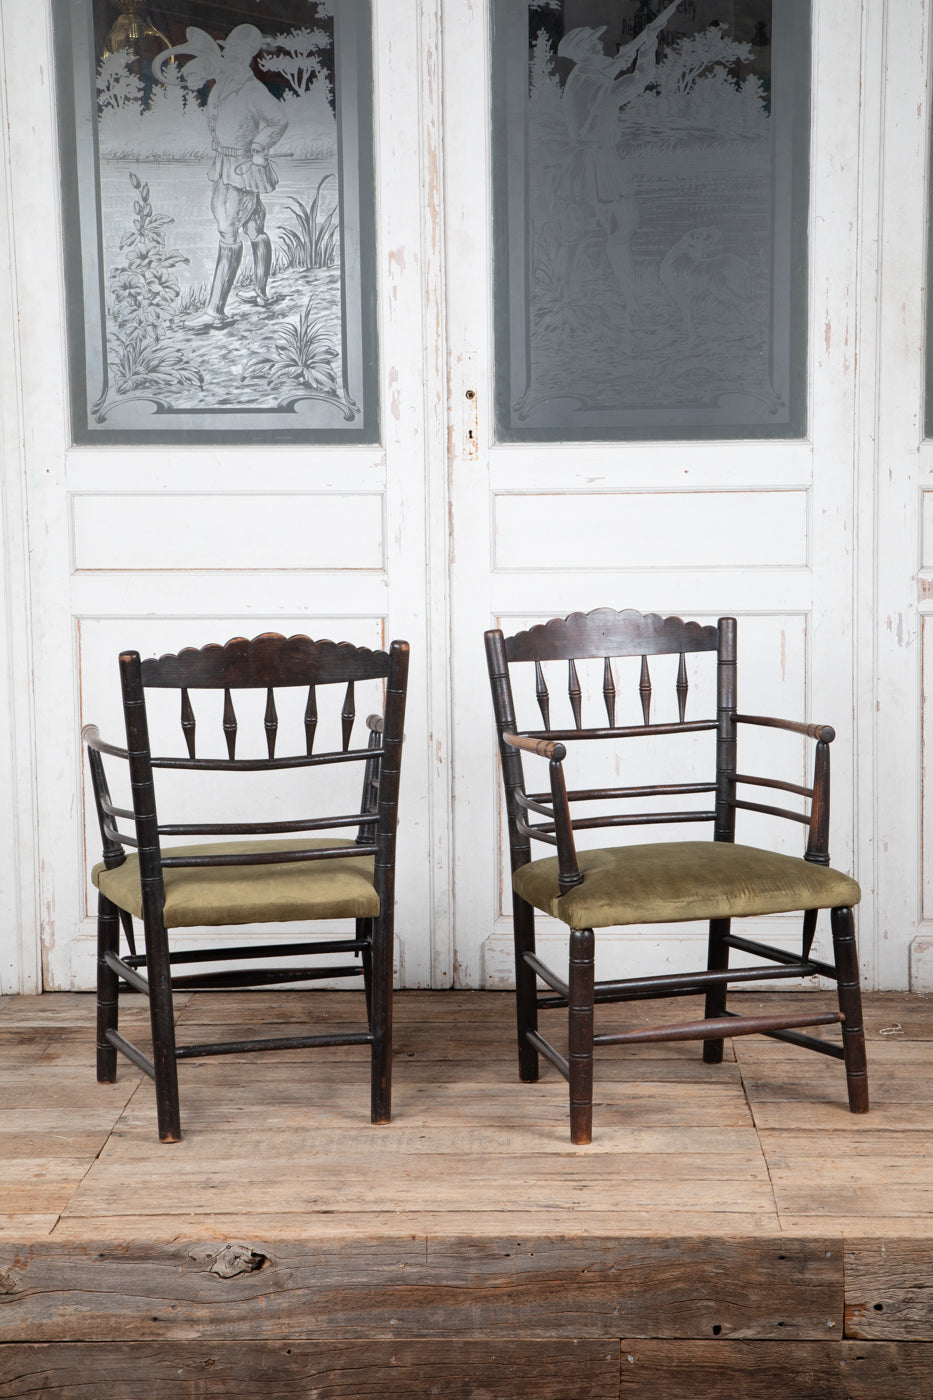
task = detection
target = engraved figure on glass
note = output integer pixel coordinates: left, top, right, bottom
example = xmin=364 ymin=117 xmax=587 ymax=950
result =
xmin=556 ymin=2 xmax=684 ymax=312
xmin=54 ymin=1 xmax=377 ymax=442
xmin=495 ymin=1 xmax=809 ymax=439
xmin=152 ymin=26 xmax=288 ymax=329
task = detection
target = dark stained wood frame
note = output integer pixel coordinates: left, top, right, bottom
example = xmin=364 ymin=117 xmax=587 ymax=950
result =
xmin=84 ymin=632 xmax=409 ymax=1143
xmin=485 ymin=608 xmax=868 ymax=1144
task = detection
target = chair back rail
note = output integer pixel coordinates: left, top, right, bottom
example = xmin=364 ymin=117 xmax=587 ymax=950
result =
xmin=488 ymin=610 xmax=831 ymax=876
xmin=85 ymin=635 xmax=409 ymax=894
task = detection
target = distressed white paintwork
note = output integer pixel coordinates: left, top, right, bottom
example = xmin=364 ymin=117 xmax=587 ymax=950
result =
xmin=0 ymin=0 xmax=931 ymax=992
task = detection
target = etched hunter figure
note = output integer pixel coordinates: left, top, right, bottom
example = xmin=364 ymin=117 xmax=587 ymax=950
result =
xmin=152 ymin=24 xmax=288 ymax=330
xmin=555 ymin=0 xmax=685 ymax=311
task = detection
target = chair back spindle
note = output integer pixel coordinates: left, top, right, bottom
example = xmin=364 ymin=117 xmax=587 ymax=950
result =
xmin=222 ymin=688 xmax=237 ymax=759
xmin=264 ymin=687 xmax=278 ymax=759
xmin=567 ymin=659 xmax=582 ymax=728
xmin=534 ymin=661 xmax=550 ymax=729
xmin=304 ymin=686 xmax=318 ymax=755
xmin=676 ymin=652 xmax=689 ymax=723
xmin=639 ymin=655 xmax=652 ymax=725
xmin=341 ymin=681 xmax=356 ymax=752
xmin=602 ymin=658 xmax=616 ymax=727
xmin=180 ymin=688 xmax=196 ymax=759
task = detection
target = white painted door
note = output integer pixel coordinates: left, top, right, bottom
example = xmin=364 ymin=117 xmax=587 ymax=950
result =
xmin=0 ymin=0 xmax=449 ymax=991
xmin=442 ymin=0 xmax=871 ymax=988
xmin=1 ymin=0 xmax=928 ymax=996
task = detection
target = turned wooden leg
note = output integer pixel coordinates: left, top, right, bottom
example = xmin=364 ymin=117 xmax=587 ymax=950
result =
xmin=513 ymin=893 xmax=540 ymax=1083
xmin=369 ymin=910 xmax=393 ymax=1124
xmin=96 ymin=894 xmax=120 ymax=1084
xmin=568 ymin=926 xmax=595 ymax=1145
xmin=831 ymin=906 xmax=869 ymax=1113
xmin=703 ymin=917 xmax=731 ymax=1065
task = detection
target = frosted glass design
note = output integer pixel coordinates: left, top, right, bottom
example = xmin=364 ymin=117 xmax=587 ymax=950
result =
xmin=493 ymin=1 xmax=810 ymax=440
xmin=54 ymin=1 xmax=377 ymax=443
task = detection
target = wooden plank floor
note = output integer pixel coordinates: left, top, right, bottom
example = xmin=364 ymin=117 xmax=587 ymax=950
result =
xmin=1 ymin=988 xmax=931 ymax=1397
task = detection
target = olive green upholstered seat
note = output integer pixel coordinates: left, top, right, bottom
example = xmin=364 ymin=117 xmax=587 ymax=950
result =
xmin=93 ymin=838 xmax=379 ymax=929
xmin=512 ymin=841 xmax=861 ymax=930
xmin=486 ymin=608 xmax=869 ymax=1146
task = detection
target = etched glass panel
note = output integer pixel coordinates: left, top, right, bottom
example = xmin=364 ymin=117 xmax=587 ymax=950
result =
xmin=492 ymin=1 xmax=810 ymax=440
xmin=54 ymin=0 xmax=377 ymax=443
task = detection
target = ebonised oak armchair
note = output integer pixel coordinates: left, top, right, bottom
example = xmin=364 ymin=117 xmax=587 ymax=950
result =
xmin=486 ymin=609 xmax=868 ymax=1144
xmin=84 ymin=631 xmax=409 ymax=1142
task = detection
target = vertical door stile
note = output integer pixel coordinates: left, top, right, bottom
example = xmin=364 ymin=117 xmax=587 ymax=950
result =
xmin=375 ymin=0 xmax=451 ymax=985
xmin=0 ymin=7 xmax=41 ymax=994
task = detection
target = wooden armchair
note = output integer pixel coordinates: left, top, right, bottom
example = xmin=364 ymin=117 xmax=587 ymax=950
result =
xmin=84 ymin=632 xmax=409 ymax=1142
xmin=485 ymin=609 xmax=868 ymax=1144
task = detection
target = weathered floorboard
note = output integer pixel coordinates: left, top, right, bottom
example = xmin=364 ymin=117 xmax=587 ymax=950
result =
xmin=0 ymin=1238 xmax=841 ymax=1343
xmin=1 ymin=989 xmax=932 ymax=1400
xmin=616 ymin=1340 xmax=933 ymax=1400
xmin=0 ymin=1340 xmax=619 ymax=1400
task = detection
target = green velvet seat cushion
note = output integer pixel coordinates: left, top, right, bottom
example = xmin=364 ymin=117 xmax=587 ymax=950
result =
xmin=512 ymin=840 xmax=861 ymax=931
xmin=92 ymin=837 xmax=380 ymax=929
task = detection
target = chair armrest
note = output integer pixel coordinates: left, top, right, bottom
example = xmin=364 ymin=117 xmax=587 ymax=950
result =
xmin=735 ymin=714 xmax=834 ymax=863
xmin=736 ymin=713 xmax=836 ymax=744
xmin=504 ymin=732 xmax=567 ymax=761
xmin=83 ymin=724 xmax=130 ymax=760
xmin=365 ymin=713 xmax=384 ymax=735
xmin=503 ymin=733 xmax=581 ymax=891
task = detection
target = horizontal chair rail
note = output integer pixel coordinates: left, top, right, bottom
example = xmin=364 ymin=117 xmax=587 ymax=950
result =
xmin=106 ymin=1029 xmax=155 ymax=1078
xmin=526 ymin=1030 xmax=569 ymax=1079
xmin=735 ymin=771 xmax=813 ymax=800
xmin=124 ymin=938 xmax=369 ymax=968
xmin=167 ymin=964 xmax=365 ymax=989
xmin=174 ymin=1031 xmax=374 ymax=1059
xmin=526 ymin=782 xmax=717 ymax=803
xmin=159 ymin=842 xmax=378 ymax=868
xmin=535 ymin=961 xmax=822 ymax=1008
xmin=104 ymin=952 xmax=149 ymax=995
xmin=723 ymin=930 xmax=838 ymax=980
xmin=593 ymin=1009 xmax=843 ymax=1047
xmin=149 ymin=746 xmax=378 ymax=772
xmin=567 ymin=810 xmax=716 ymax=831
xmin=520 ymin=720 xmax=717 ymax=741
xmin=721 ymin=1011 xmax=846 ymax=1060
xmin=157 ymin=812 xmax=375 ymax=838
xmin=731 ymin=797 xmax=810 ymax=826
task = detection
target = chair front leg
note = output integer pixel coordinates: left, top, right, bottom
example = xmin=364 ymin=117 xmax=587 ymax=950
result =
xmin=143 ymin=916 xmax=182 ymax=1144
xmin=831 ymin=906 xmax=869 ymax=1114
xmin=702 ymin=917 xmax=731 ymax=1064
xmin=568 ymin=926 xmax=595 ymax=1145
xmin=512 ymin=891 xmax=539 ymax=1082
xmin=96 ymin=894 xmax=120 ymax=1083
xmin=369 ymin=909 xmax=393 ymax=1124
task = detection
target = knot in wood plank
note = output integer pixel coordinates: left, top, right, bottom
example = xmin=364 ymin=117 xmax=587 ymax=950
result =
xmin=208 ymin=1244 xmax=267 ymax=1279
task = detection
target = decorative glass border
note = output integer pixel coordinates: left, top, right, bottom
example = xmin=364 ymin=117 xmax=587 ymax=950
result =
xmin=53 ymin=0 xmax=378 ymax=444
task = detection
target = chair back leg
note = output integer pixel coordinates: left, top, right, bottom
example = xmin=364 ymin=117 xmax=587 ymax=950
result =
xmin=369 ymin=911 xmax=393 ymax=1124
xmin=96 ymin=894 xmax=120 ymax=1084
xmin=702 ymin=916 xmax=732 ymax=1064
xmin=831 ymin=905 xmax=870 ymax=1113
xmin=513 ymin=893 xmax=540 ymax=1082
